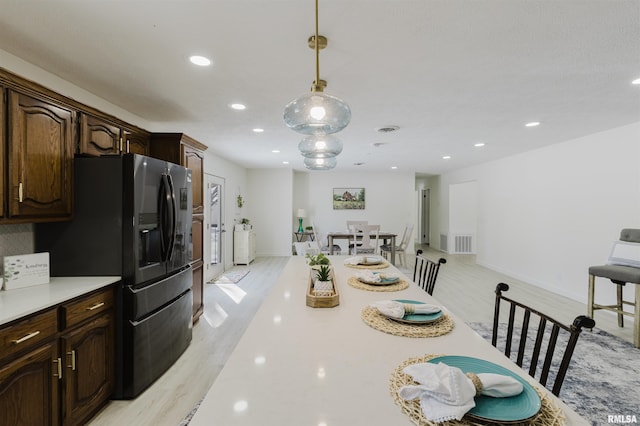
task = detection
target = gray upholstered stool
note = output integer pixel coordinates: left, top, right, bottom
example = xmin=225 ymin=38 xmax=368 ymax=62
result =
xmin=588 ymin=228 xmax=640 ymax=348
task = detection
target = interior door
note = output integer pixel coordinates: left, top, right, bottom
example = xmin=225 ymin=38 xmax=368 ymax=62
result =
xmin=205 ymin=174 xmax=225 ymax=282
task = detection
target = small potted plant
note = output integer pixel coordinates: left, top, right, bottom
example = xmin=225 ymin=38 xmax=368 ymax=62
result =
xmin=305 ymin=253 xmax=330 ymax=269
xmin=313 ymin=265 xmax=333 ymax=296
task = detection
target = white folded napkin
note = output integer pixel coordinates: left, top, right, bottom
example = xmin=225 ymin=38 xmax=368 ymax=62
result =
xmin=356 ymin=270 xmax=381 ymax=282
xmin=344 ymin=256 xmax=365 ymax=265
xmin=370 ymin=300 xmax=441 ymax=318
xmin=398 ymin=362 xmax=524 ymax=422
xmin=344 ymin=255 xmax=384 ymax=265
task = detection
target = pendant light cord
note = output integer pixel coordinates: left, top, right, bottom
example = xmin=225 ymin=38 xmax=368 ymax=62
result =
xmin=315 ymin=0 xmax=320 ymax=90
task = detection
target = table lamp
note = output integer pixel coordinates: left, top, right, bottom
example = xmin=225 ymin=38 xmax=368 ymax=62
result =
xmin=297 ymin=209 xmax=306 ymax=233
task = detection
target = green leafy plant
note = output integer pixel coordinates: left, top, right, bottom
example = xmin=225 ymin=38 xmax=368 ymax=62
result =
xmin=237 ymin=195 xmax=244 ymax=208
xmin=305 ymin=225 xmax=314 ymax=231
xmin=240 ymin=218 xmax=250 ymax=225
xmin=315 ymin=265 xmax=332 ymax=282
xmin=305 ymin=253 xmax=330 ymax=266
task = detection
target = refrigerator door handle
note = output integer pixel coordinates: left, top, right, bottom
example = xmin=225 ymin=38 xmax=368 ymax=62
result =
xmin=165 ymin=174 xmax=177 ymax=262
xmin=159 ymin=174 xmax=175 ymax=262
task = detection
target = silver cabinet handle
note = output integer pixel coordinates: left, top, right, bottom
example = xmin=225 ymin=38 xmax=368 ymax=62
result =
xmin=12 ymin=330 xmax=40 ymax=344
xmin=86 ymin=302 xmax=105 ymax=311
xmin=53 ymin=357 xmax=63 ymax=379
xmin=67 ymin=350 xmax=76 ymax=370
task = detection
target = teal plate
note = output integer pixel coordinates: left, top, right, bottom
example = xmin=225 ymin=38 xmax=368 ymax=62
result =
xmin=384 ymin=299 xmax=443 ymax=324
xmin=358 ymin=272 xmax=400 ymax=285
xmin=427 ymin=355 xmax=542 ymax=423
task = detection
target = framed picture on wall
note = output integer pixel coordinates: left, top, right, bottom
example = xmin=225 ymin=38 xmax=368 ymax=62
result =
xmin=333 ymin=188 xmax=365 ymax=210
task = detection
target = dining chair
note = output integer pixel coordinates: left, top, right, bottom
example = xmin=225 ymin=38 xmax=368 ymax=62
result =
xmin=346 ymin=220 xmax=368 ymax=232
xmin=380 ymin=224 xmax=414 ymax=267
xmin=311 ymin=222 xmax=342 ymax=255
xmin=412 ymin=249 xmax=446 ymax=295
xmin=587 ymin=228 xmax=640 ymax=348
xmin=350 ymin=224 xmax=380 ymax=255
xmin=492 ymin=283 xmax=596 ymax=396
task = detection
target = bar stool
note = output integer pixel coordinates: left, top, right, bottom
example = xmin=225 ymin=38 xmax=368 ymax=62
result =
xmin=588 ymin=228 xmax=640 ymax=348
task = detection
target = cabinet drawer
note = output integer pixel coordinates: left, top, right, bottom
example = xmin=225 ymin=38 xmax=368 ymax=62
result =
xmin=0 ymin=308 xmax=58 ymax=361
xmin=61 ymin=287 xmax=114 ymax=329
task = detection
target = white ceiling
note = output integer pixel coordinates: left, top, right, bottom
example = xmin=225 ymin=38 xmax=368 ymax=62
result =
xmin=1 ymin=0 xmax=638 ymax=174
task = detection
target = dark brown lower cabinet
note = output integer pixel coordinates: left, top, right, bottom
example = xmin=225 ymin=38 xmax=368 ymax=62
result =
xmin=0 ymin=286 xmax=115 ymax=426
xmin=0 ymin=341 xmax=59 ymax=425
xmin=61 ymin=312 xmax=114 ymax=426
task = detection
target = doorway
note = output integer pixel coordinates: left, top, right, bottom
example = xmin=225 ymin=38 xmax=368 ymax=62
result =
xmin=205 ymin=174 xmax=225 ymax=283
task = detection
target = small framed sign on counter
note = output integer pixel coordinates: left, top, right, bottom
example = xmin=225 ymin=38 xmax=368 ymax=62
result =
xmin=2 ymin=252 xmax=50 ymax=290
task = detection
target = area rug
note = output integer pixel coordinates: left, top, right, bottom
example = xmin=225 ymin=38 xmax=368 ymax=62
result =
xmin=211 ymin=269 xmax=249 ymax=284
xmin=468 ymin=322 xmax=640 ymax=426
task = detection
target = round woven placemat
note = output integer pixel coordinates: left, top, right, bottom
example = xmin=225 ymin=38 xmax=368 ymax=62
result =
xmin=345 ymin=261 xmax=389 ymax=269
xmin=347 ymin=276 xmax=410 ymax=292
xmin=389 ymin=354 xmax=566 ymax=426
xmin=361 ymin=306 xmax=454 ymax=338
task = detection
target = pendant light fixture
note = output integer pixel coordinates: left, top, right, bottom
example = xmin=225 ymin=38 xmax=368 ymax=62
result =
xmin=283 ymin=0 xmax=351 ymax=137
xmin=304 ymin=156 xmax=338 ymax=170
xmin=298 ymin=134 xmax=343 ymax=158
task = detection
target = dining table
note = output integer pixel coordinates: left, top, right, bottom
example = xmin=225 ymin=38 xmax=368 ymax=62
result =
xmin=327 ymin=231 xmax=397 ymax=264
xmin=189 ymin=256 xmax=589 ymax=425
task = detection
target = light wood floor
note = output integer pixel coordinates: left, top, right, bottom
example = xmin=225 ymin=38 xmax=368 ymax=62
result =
xmin=88 ymin=248 xmax=634 ymax=426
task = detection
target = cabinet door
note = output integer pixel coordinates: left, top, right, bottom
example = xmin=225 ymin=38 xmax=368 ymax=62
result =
xmin=60 ymin=312 xmax=114 ymax=426
xmin=124 ymin=130 xmax=149 ymax=156
xmin=0 ymin=341 xmax=59 ymax=426
xmin=8 ymin=91 xmax=74 ymax=221
xmin=192 ymin=263 xmax=204 ymax=320
xmin=79 ymin=113 xmax=120 ymax=156
xmin=181 ymin=145 xmax=204 ymax=214
xmin=0 ymin=86 xmax=4 ymax=219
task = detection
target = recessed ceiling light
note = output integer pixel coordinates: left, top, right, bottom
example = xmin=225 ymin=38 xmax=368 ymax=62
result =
xmin=391 ymin=166 xmax=398 ymax=170
xmin=442 ymin=155 xmax=451 ymax=160
xmin=253 ymin=128 xmax=264 ymax=133
xmin=230 ymin=103 xmax=246 ymax=110
xmin=525 ymin=121 xmax=540 ymax=127
xmin=282 ymin=161 xmax=289 ymax=165
xmin=272 ymin=150 xmax=280 ymax=153
xmin=632 ymin=77 xmax=640 ymax=85
xmin=474 ymin=142 xmax=485 ymax=147
xmin=189 ymin=55 xmax=211 ymax=66
xmin=375 ymin=125 xmax=400 ymax=133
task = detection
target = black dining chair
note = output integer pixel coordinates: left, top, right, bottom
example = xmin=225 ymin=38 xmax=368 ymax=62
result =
xmin=492 ymin=283 xmax=596 ymax=396
xmin=412 ymin=249 xmax=446 ymax=295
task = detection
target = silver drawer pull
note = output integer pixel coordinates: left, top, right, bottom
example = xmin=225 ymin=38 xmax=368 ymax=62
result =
xmin=86 ymin=302 xmax=105 ymax=311
xmin=12 ymin=330 xmax=40 ymax=344
xmin=67 ymin=350 xmax=76 ymax=370
xmin=53 ymin=357 xmax=63 ymax=379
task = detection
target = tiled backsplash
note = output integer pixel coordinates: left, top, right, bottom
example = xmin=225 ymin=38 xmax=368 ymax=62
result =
xmin=0 ymin=224 xmax=34 ymax=267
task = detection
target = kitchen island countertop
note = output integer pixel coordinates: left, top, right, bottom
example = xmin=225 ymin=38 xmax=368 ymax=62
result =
xmin=0 ymin=276 xmax=120 ymax=326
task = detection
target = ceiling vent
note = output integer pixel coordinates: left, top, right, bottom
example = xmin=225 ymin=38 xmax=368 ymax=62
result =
xmin=375 ymin=125 xmax=400 ymax=133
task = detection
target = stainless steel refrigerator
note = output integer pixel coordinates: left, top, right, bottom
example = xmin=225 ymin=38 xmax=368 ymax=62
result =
xmin=35 ymin=153 xmax=193 ymax=399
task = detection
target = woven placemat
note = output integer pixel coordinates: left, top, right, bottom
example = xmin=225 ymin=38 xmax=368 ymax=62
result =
xmin=389 ymin=354 xmax=566 ymax=426
xmin=348 ymin=276 xmax=410 ymax=292
xmin=361 ymin=306 xmax=454 ymax=338
xmin=345 ymin=261 xmax=389 ymax=269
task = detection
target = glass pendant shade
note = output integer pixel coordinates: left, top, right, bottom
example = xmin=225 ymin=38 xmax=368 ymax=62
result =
xmin=304 ymin=156 xmax=337 ymax=170
xmin=283 ymin=91 xmax=351 ymax=135
xmin=298 ymin=135 xmax=343 ymax=158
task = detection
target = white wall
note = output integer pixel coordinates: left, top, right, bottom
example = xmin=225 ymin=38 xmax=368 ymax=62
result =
xmin=293 ymin=171 xmax=416 ymax=254
xmin=437 ymin=122 xmax=640 ymax=304
xmin=246 ymin=169 xmax=294 ymax=256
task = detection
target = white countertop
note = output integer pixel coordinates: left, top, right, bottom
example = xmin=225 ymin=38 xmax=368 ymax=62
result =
xmin=190 ymin=257 xmax=588 ymax=425
xmin=0 ymin=276 xmax=120 ymax=326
